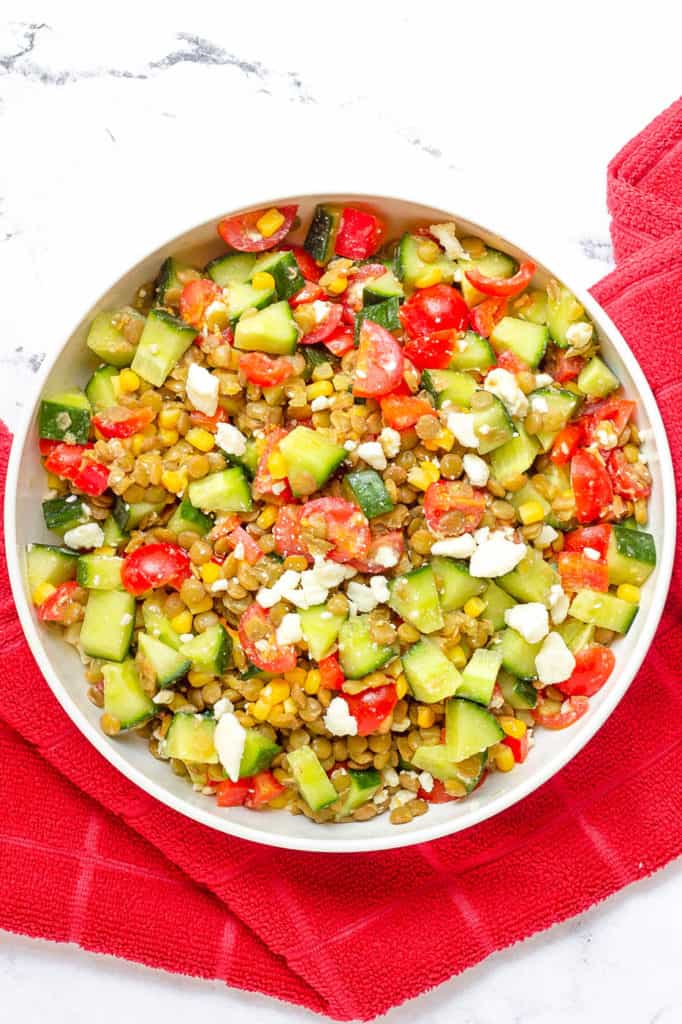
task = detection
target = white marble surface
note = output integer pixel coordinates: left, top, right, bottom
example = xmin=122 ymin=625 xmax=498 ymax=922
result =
xmin=1 ymin=4 xmax=681 ymax=1021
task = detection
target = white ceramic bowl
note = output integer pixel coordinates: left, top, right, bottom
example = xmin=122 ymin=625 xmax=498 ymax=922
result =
xmin=5 ymin=194 xmax=676 ymax=853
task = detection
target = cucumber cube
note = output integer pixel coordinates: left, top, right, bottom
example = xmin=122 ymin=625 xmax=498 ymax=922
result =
xmin=102 ymin=659 xmax=155 ymax=730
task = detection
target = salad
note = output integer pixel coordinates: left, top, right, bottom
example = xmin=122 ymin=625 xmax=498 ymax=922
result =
xmin=26 ymin=201 xmax=656 ymax=825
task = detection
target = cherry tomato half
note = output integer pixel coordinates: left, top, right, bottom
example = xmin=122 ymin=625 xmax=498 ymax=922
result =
xmin=273 ymin=505 xmax=309 ymax=560
xmin=92 ymin=406 xmax=155 ymax=439
xmin=121 ymin=543 xmax=191 ymax=596
xmin=564 ymin=524 xmax=612 ymax=559
xmin=607 ymin=448 xmax=652 ymax=499
xmin=345 ymin=684 xmax=398 ymax=736
xmin=179 ymin=279 xmax=222 ymax=328
xmin=550 ymin=423 xmax=584 ymax=466
xmin=423 ymin=480 xmax=486 ymax=536
xmin=289 ymin=281 xmax=324 ymax=307
xmin=226 ymin=526 xmax=262 ymax=565
xmin=351 ymin=530 xmax=405 ymax=575
xmin=400 ymin=284 xmax=469 ymax=339
xmin=468 ymin=296 xmax=507 ymax=337
xmin=334 ymin=207 xmax=383 ymax=260
xmin=403 ymin=330 xmax=456 ymax=370
xmin=544 ymin=349 xmax=586 ymax=383
xmin=557 ymin=645 xmax=615 ymax=697
xmin=37 ymin=580 xmax=84 ymax=623
xmin=353 ymin=320 xmax=404 ymax=398
xmin=238 ymin=603 xmax=297 ymax=673
xmin=557 ymin=551 xmax=609 ymax=593
xmin=281 ymin=244 xmax=323 ymax=283
xmin=239 ymin=352 xmax=296 ymax=387
xmin=532 ymin=694 xmax=590 ymax=730
xmin=300 ymin=497 xmax=371 ymax=564
xmin=571 ymin=450 xmax=613 ymax=524
xmin=581 ymin=398 xmax=635 ymax=446
xmin=298 ymin=301 xmax=344 ymax=346
xmin=217 ymin=205 xmax=298 ymax=252
xmin=464 ymin=259 xmax=536 ymax=298
xmin=324 ymin=325 xmax=355 ymax=357
xmin=43 ymin=443 xmax=110 ymax=497
xmin=252 ymin=428 xmax=293 ymax=504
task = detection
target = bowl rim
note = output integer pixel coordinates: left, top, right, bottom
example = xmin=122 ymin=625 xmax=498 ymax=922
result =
xmin=5 ymin=191 xmax=677 ymax=854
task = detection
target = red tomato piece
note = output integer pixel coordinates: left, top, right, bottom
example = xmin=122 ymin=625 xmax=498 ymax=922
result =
xmin=351 ymin=530 xmax=405 ymax=574
xmin=37 ymin=580 xmax=82 ymax=623
xmin=469 ymin=296 xmax=507 ymax=337
xmin=494 ymin=349 xmax=530 ymax=375
xmin=92 ymin=405 xmax=155 ymax=439
xmin=298 ymin=301 xmax=344 ymax=346
xmin=343 ymin=263 xmax=387 ymax=312
xmin=557 ymin=645 xmax=615 ymax=697
xmin=319 ymin=654 xmax=345 ymax=691
xmin=465 ymin=259 xmax=536 ymax=298
xmin=43 ymin=443 xmax=110 ymax=496
xmin=550 ymin=423 xmax=584 ymax=466
xmin=503 ymin=732 xmax=529 ymax=764
xmin=607 ymin=448 xmax=652 ymax=499
xmin=532 ymin=695 xmax=590 ymax=730
xmin=423 ymin=480 xmax=486 ymax=536
xmin=178 ymin=278 xmax=221 ymax=327
xmin=543 ymin=349 xmax=586 ymax=383
xmin=189 ymin=407 xmax=228 ymax=432
xmin=380 ymin=393 xmax=436 ymax=431
xmin=75 ymin=460 xmax=111 ymax=497
xmin=344 ymin=684 xmax=398 ymax=736
xmin=557 ymin=551 xmax=609 ymax=592
xmin=43 ymin=442 xmax=91 ymax=477
xmin=239 ymin=352 xmax=296 ymax=387
xmin=217 ymin=205 xmax=297 ymax=253
xmin=324 ymin=325 xmax=355 ymax=357
xmin=334 ymin=207 xmax=383 ymax=260
xmin=39 ymin=438 xmax=62 ymax=456
xmin=289 ymin=281 xmax=324 ymax=307
xmin=403 ymin=330 xmax=456 ymax=370
xmin=300 ymin=497 xmax=371 ymax=564
xmin=571 ymin=449 xmax=613 ymax=524
xmin=227 ymin=527 xmax=262 ymax=565
xmin=281 ymin=244 xmax=322 ymax=282
xmin=419 ymin=779 xmax=460 ymax=803
xmin=400 ymin=284 xmax=469 ymax=339
xmin=581 ymin=398 xmax=635 ymax=445
xmin=238 ymin=603 xmax=297 ymax=673
xmin=244 ymin=771 xmax=286 ymax=808
xmin=273 ymin=505 xmax=309 ymax=560
xmin=215 ymin=778 xmax=251 ymax=807
xmin=564 ymin=524 xmax=611 ymax=559
xmin=353 ymin=320 xmax=404 ymax=398
xmin=121 ymin=543 xmax=191 ymax=596
xmin=253 ymin=428 xmax=293 ymax=504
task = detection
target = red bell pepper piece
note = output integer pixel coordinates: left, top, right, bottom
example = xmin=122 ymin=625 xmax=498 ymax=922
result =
xmin=465 ymin=259 xmax=536 ymax=298
xmin=318 ymin=654 xmax=344 ymax=691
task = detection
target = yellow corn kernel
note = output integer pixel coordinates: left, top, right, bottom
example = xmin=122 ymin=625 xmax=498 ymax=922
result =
xmin=256 ymin=208 xmax=285 ymax=238
xmin=518 ymin=500 xmax=546 ymax=526
xmin=623 ymin=444 xmax=639 ymax=464
xmin=256 ymin=505 xmax=278 ymax=530
xmin=307 ymin=380 xmax=334 ymax=400
xmin=285 ymin=667 xmax=307 ymax=686
xmin=46 ymin=472 xmax=61 ymax=489
xmin=268 ymin=791 xmax=290 ymax=809
xmin=188 ymin=670 xmax=215 ymax=687
xmin=252 ymin=271 xmax=275 ymax=291
xmin=499 ymin=715 xmax=527 ymax=739
xmin=200 ymin=562 xmax=222 ymax=585
xmin=492 ymin=743 xmax=515 ymax=772
xmin=159 ymin=428 xmax=180 ymax=447
xmin=326 ymin=275 xmax=348 ymax=295
xmin=32 ymin=581 xmax=56 ymax=606
xmin=417 ymin=239 xmax=441 ymax=263
xmin=158 ymin=407 xmax=181 ymax=429
xmin=266 ymin=449 xmax=288 ymax=479
xmin=261 ymin=681 xmax=290 ymax=705
xmin=131 ymin=433 xmax=146 ymax=456
xmin=463 ymin=597 xmax=486 ymax=619
xmin=170 ymin=610 xmax=192 ymax=634
xmin=93 ymin=546 xmax=115 ymax=556
xmin=446 ymin=644 xmax=467 ymax=669
xmin=283 ymin=697 xmax=298 ymax=714
xmin=395 ymin=674 xmax=408 ymax=700
xmin=161 ymin=469 xmax=187 ymax=495
xmin=415 ymin=267 xmax=442 ymax=289
xmin=617 ymin=583 xmax=640 ymax=604
xmin=424 ymin=427 xmax=455 ymax=452
xmin=407 ymin=461 xmax=440 ymax=492
xmin=186 ymin=427 xmax=215 ymax=452
xmin=417 ymin=706 xmax=436 ymax=729
xmin=187 ymin=596 xmax=214 ymax=615
xmin=118 ymin=368 xmax=140 ymax=393
xmin=251 ymin=699 xmax=271 ymax=722
xmin=304 ymin=669 xmax=321 ymax=695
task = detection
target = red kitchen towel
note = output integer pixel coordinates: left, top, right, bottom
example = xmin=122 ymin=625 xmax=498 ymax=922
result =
xmin=2 ymin=98 xmax=682 ymax=1020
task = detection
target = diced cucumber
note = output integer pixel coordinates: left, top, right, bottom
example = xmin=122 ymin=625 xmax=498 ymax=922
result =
xmin=510 ymin=482 xmax=552 ymax=526
xmin=179 ymin=624 xmax=231 ymax=675
xmin=155 ymin=257 xmax=199 ymax=305
xmin=458 ymin=247 xmax=517 ymax=307
xmin=39 ymin=389 xmax=91 ymax=444
xmin=137 ymin=632 xmax=190 ymax=687
xmin=278 ymin=426 xmax=346 ymax=498
xmin=489 ymin=424 xmax=540 ymax=487
xmin=86 ymin=309 xmax=144 ymax=368
xmin=339 ymin=768 xmax=382 ymax=815
xmin=206 ymin=252 xmax=257 ymax=287
xmin=239 ymin=728 xmax=281 ymax=777
xmin=457 ymin=648 xmax=502 ymax=705
xmin=395 ymin=234 xmax=457 ymax=288
xmin=445 ymin=698 xmax=504 ymax=761
xmin=224 ymin=280 xmax=275 ymax=321
xmin=187 ymin=467 xmax=252 ymax=513
xmin=128 ymin=501 xmax=165 ymax=529
xmin=490 ymin=317 xmax=549 ymax=369
xmin=401 ymin=638 xmax=462 ymax=703
xmin=448 ymin=331 xmax=496 ymax=372
xmin=300 ymin=605 xmax=347 ymax=661
xmin=513 ymin=289 xmax=548 ymax=325
xmin=389 ymin=565 xmax=444 ymax=634
xmin=102 ymin=514 xmax=128 ymax=548
xmin=338 ymin=615 xmax=396 ymax=679
xmin=354 ymin=296 xmax=401 ymax=343
xmin=42 ymin=496 xmax=90 ymax=535
xmin=304 ymin=204 xmax=342 ymax=265
xmin=233 ymin=300 xmax=299 ymax=355
xmin=431 ymin=557 xmax=485 ymax=612
xmin=102 ymin=660 xmax=155 ymax=730
xmin=556 ymin=617 xmax=595 ymax=653
xmin=498 ymin=670 xmax=537 ymax=710
xmin=569 ymin=589 xmax=638 ymax=633
xmin=472 ymin=393 xmax=516 ymax=455
xmin=80 ymin=590 xmax=136 ymax=662
xmin=131 ymin=309 xmax=196 ymax=386
xmin=77 ymin=554 xmax=123 ymax=590
xmin=223 ymin=435 xmax=261 ymax=479
xmin=498 ymin=628 xmax=541 ymax=680
xmin=25 ymin=544 xmax=78 ymax=594
xmin=529 ymin=386 xmax=582 ymax=450
xmin=577 ymin=356 xmax=620 ymax=398
xmin=301 ymin=344 xmax=336 ymax=382
xmin=287 ymin=745 xmax=337 ymax=811
xmin=606 ymin=525 xmax=656 ymax=586
xmin=411 ymin=745 xmax=487 ymax=788
xmin=343 ymin=469 xmax=393 ymax=519
xmin=546 ymin=283 xmax=585 ymax=347
xmin=167 ymin=499 xmax=214 ymax=537
xmin=480 ymin=580 xmax=517 ymax=631
xmin=142 ymin=606 xmax=182 ymax=650
xmin=422 ymin=369 xmax=477 ymax=409
xmin=165 ymin=713 xmax=218 ymax=763
xmin=363 ymin=270 xmax=404 ymax=305
xmin=498 ymin=547 xmax=559 ymax=605
xmin=85 ymin=365 xmax=119 ymax=411
xmin=251 ymin=250 xmax=304 ymax=301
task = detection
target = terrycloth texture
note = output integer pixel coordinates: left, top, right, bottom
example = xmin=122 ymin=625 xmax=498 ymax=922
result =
xmin=1 ymin=100 xmax=682 ymax=1020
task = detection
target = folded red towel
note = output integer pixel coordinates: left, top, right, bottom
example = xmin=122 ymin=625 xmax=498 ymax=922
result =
xmin=2 ymin=99 xmax=682 ymax=1020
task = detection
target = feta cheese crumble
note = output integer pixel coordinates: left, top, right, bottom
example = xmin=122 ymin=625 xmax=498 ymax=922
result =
xmin=212 ymin=697 xmax=234 ymax=719
xmin=504 ymin=602 xmax=550 ymax=644
xmin=265 ymin=557 xmax=356 ymax=610
xmin=565 ymin=321 xmax=593 ymax=348
xmin=583 ymin=547 xmax=601 ymax=561
xmin=428 ymin=222 xmax=468 ymax=260
xmin=548 ymin=583 xmax=570 ymax=625
xmin=483 ymin=368 xmax=529 ymax=418
xmin=372 ymin=544 xmax=400 ymax=568
xmin=275 ymin=612 xmax=303 ymax=646
xmin=186 ymin=363 xmax=219 ymax=417
xmin=63 ymin=522 xmax=104 ymax=550
xmin=417 ymin=771 xmax=434 ymax=794
xmin=470 ymin=533 xmax=527 ymax=577
xmin=356 ymin=441 xmax=387 ymax=471
xmin=346 ymin=575 xmax=389 ymax=614
xmin=535 ymin=631 xmax=576 ymax=684
xmin=534 ymin=372 xmax=553 ymax=388
xmin=215 ymin=422 xmax=247 ymax=457
xmin=214 ymin=712 xmax=247 ymax=783
xmin=324 ymin=696 xmax=358 ymax=737
xmin=446 ymin=411 xmax=479 ymax=449
xmin=531 ymin=395 xmax=549 ymax=414
xmin=379 ymin=427 xmax=401 ymax=458
xmin=311 ymin=395 xmax=332 ymax=412
xmin=430 ymin=534 xmax=476 ymax=559
xmin=462 ymin=453 xmax=490 ymax=488
xmin=535 ymin=524 xmax=559 ymax=548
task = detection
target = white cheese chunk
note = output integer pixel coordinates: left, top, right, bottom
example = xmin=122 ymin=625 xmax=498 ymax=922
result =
xmin=369 ymin=574 xmax=390 ymax=604
xmin=535 ymin=524 xmax=559 ymax=548
xmin=373 ymin=544 xmax=399 ymax=568
xmin=534 ymin=373 xmax=553 ymax=388
xmin=470 ymin=533 xmax=527 ymax=578
xmin=347 ymin=581 xmax=378 ymax=613
xmin=462 ymin=453 xmax=490 ymax=488
xmin=379 ymin=427 xmax=401 ymax=458
xmin=428 ymin=222 xmax=468 ymax=260
xmin=63 ymin=522 xmax=104 ymax=550
xmin=356 ymin=441 xmax=387 ymax=471
xmin=417 ymin=771 xmax=434 ymax=793
xmin=565 ymin=321 xmax=593 ymax=348
xmin=214 ymin=712 xmax=247 ymax=783
xmin=215 ymin=422 xmax=247 ymax=457
xmin=483 ymin=368 xmax=529 ymax=418
xmin=275 ymin=612 xmax=303 ymax=646
xmin=430 ymin=534 xmax=476 ymax=558
xmin=311 ymin=395 xmax=332 ymax=412
xmin=213 ymin=697 xmax=234 ymax=719
xmin=535 ymin=631 xmax=576 ymax=684
xmin=186 ymin=363 xmax=219 ymax=417
xmin=548 ymin=583 xmax=570 ymax=625
xmin=446 ymin=411 xmax=480 ymax=449
xmin=504 ymin=602 xmax=550 ymax=644
xmin=324 ymin=696 xmax=358 ymax=737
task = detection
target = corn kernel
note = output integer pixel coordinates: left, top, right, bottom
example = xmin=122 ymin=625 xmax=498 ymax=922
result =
xmin=46 ymin=472 xmax=61 ymax=489
xmin=518 ymin=500 xmax=546 ymax=525
xmin=266 ymin=450 xmax=288 ymax=479
xmin=307 ymin=380 xmax=334 ymax=400
xmin=186 ymin=427 xmax=215 ymax=452
xmin=256 ymin=505 xmax=278 ymax=530
xmin=268 ymin=704 xmax=292 ymax=728
xmin=617 ymin=583 xmax=640 ymax=604
xmin=304 ymin=669 xmax=321 ymax=695
xmin=251 ymin=698 xmax=271 ymax=722
xmin=93 ymin=546 xmax=115 ymax=556
xmin=118 ymin=368 xmax=140 ymax=393
xmin=283 ymin=697 xmax=298 ymax=714
xmin=395 ymin=674 xmax=408 ymax=700
xmin=187 ymin=596 xmax=214 ymax=615
xmin=424 ymin=427 xmax=455 ymax=452
xmin=464 ymin=597 xmax=486 ymax=619
xmin=188 ymin=670 xmax=215 ymax=687
xmin=407 ymin=461 xmax=440 ymax=491
xmin=170 ymin=610 xmax=192 ymax=634
xmin=417 ymin=706 xmax=436 ymax=729
xmin=285 ymin=667 xmax=307 ymax=686
xmin=256 ymin=208 xmax=285 ymax=238
xmin=252 ymin=271 xmax=275 ymax=291
xmin=159 ymin=428 xmax=180 ymax=447
xmin=492 ymin=743 xmax=515 ymax=772
xmin=161 ymin=469 xmax=186 ymax=495
xmin=415 ymin=267 xmax=442 ymax=289
xmin=261 ymin=681 xmax=290 ymax=705
xmin=417 ymin=239 xmax=441 ymax=263
xmin=446 ymin=644 xmax=467 ymax=669
xmin=326 ymin=275 xmax=348 ymax=295
xmin=131 ymin=433 xmax=146 ymax=456
xmin=623 ymin=444 xmax=639 ymax=464
xmin=200 ymin=562 xmax=222 ymax=584
xmin=499 ymin=715 xmax=527 ymax=739
xmin=32 ymin=581 xmax=56 ymax=606
xmin=158 ymin=408 xmax=181 ymax=429
xmin=268 ymin=792 xmax=290 ymax=809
